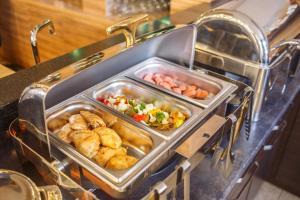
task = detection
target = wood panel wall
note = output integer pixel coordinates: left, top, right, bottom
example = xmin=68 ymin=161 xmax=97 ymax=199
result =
xmin=0 ymin=0 xmax=113 ymax=68
xmin=0 ymin=0 xmax=210 ymax=68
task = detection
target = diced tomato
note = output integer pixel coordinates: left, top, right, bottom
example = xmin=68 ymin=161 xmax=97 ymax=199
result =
xmin=97 ymin=97 xmax=109 ymax=105
xmin=133 ymin=114 xmax=147 ymax=122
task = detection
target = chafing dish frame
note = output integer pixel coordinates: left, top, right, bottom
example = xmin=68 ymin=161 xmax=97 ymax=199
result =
xmin=17 ymin=24 xmax=205 ymax=198
xmin=16 ymin=15 xmax=254 ymax=199
xmin=11 ymin=74 xmax=253 ymax=199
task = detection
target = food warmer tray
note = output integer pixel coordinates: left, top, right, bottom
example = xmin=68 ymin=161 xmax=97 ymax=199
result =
xmin=46 ymin=95 xmax=167 ymax=185
xmin=42 ymin=72 xmax=225 ymax=197
xmin=126 ymin=57 xmax=238 ymax=108
xmin=15 ymin=18 xmax=252 ymax=199
xmin=84 ymin=77 xmax=203 ymax=141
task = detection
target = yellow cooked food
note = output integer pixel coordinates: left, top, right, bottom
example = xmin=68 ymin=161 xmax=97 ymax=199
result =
xmin=52 ymin=109 xmax=139 ymax=170
xmin=100 ymin=112 xmax=118 ymax=127
xmin=93 ymin=146 xmax=127 ymax=167
xmin=48 ymin=118 xmax=68 ymax=132
xmin=71 ymin=130 xmax=100 ymax=158
xmin=93 ymin=127 xmax=122 ymax=149
xmin=69 ymin=114 xmax=88 ymax=130
xmin=57 ymin=123 xmax=72 ymax=143
xmin=106 ymin=155 xmax=138 ymax=170
xmin=112 ymin=123 xmax=153 ymax=153
xmin=80 ymin=111 xmax=106 ymax=129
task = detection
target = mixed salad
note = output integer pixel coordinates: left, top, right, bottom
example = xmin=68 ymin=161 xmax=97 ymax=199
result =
xmin=97 ymin=96 xmax=187 ymax=130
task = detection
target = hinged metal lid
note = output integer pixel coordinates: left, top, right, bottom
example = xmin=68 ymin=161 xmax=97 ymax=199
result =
xmin=0 ymin=170 xmax=40 ymax=200
xmin=194 ymin=0 xmax=299 ymax=67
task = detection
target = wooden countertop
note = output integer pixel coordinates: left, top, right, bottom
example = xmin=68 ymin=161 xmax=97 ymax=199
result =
xmin=0 ymin=64 xmax=15 ymax=78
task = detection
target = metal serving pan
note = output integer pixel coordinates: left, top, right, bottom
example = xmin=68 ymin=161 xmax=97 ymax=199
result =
xmin=46 ymin=96 xmax=167 ymax=187
xmin=84 ymin=78 xmax=202 ymax=140
xmin=126 ymin=57 xmax=238 ymax=108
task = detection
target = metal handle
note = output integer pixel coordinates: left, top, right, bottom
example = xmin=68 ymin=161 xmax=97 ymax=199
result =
xmin=147 ymin=160 xmax=191 ymax=200
xmin=30 ymin=19 xmax=56 ymax=64
xmin=106 ymin=14 xmax=149 ymax=48
xmin=194 ymin=9 xmax=269 ymax=65
xmin=272 ymin=119 xmax=287 ymax=132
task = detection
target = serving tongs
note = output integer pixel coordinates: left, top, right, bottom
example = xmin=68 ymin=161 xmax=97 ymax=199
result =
xmin=193 ymin=72 xmax=254 ymax=176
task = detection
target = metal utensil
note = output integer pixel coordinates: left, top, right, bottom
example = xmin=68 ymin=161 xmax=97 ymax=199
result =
xmin=224 ymin=114 xmax=237 ymax=177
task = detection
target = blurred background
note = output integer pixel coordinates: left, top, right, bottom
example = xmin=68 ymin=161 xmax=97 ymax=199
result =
xmin=0 ymin=0 xmax=214 ymax=69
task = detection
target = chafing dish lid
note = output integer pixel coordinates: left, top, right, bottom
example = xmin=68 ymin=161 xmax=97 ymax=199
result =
xmin=0 ymin=170 xmax=62 ymax=200
xmin=194 ymin=0 xmax=299 ymax=66
xmin=0 ymin=170 xmax=40 ymax=200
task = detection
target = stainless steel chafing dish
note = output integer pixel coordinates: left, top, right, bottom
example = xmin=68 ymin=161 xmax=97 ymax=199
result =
xmin=194 ymin=0 xmax=300 ymax=121
xmin=11 ymin=15 xmax=253 ymax=199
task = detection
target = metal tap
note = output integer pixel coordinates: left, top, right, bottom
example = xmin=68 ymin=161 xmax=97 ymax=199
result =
xmin=30 ymin=19 xmax=56 ymax=64
xmin=106 ymin=14 xmax=149 ymax=48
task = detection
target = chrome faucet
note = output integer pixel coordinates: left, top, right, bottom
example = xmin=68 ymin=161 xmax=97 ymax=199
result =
xmin=30 ymin=19 xmax=56 ymax=64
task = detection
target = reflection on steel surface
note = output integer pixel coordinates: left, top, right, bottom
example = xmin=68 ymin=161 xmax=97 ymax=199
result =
xmin=105 ymin=0 xmax=170 ymax=17
xmin=0 ymin=169 xmax=62 ymax=200
xmin=107 ymin=14 xmax=149 ymax=47
xmin=194 ymin=0 xmax=300 ymax=121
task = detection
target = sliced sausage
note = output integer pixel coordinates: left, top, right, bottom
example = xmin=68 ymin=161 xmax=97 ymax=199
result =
xmin=160 ymin=82 xmax=172 ymax=90
xmin=179 ymin=84 xmax=187 ymax=91
xmin=173 ymin=87 xmax=182 ymax=94
xmin=183 ymin=89 xmax=196 ymax=98
xmin=143 ymin=74 xmax=155 ymax=83
xmin=196 ymin=89 xmax=209 ymax=99
xmin=187 ymin=85 xmax=197 ymax=91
